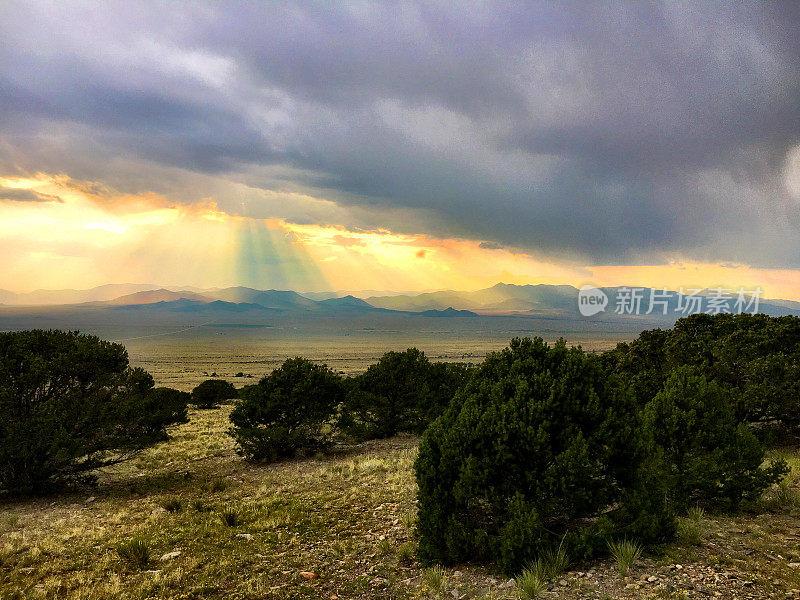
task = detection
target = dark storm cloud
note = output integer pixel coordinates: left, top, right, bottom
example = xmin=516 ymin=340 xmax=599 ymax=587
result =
xmin=1 ymin=1 xmax=799 ymax=266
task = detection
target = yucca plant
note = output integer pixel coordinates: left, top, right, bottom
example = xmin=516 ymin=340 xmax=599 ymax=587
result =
xmin=686 ymin=505 xmax=705 ymax=522
xmin=220 ymin=508 xmax=241 ymax=527
xmin=116 ymin=537 xmax=150 ymax=570
xmin=541 ymin=540 xmax=569 ymax=579
xmin=209 ymin=478 xmax=227 ymax=492
xmin=608 ymin=538 xmax=642 ymax=577
xmin=516 ymin=562 xmax=548 ymax=599
xmin=161 ymin=497 xmax=183 ymax=513
xmin=678 ymin=505 xmax=705 ymax=545
xmin=377 ymin=537 xmax=392 ymax=556
xmin=397 ymin=541 xmax=416 ymax=565
xmin=772 ymin=480 xmax=800 ymax=511
xmin=421 ymin=565 xmax=447 ymax=594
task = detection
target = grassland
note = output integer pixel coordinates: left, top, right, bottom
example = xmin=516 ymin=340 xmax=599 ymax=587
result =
xmin=2 ymin=407 xmax=800 ymax=599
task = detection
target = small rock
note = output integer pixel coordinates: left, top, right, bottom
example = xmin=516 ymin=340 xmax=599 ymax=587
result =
xmin=300 ymin=571 xmax=319 ymax=579
xmin=500 ymin=579 xmax=515 ymax=589
xmin=160 ymin=550 xmax=181 ymax=561
xmin=450 ymin=590 xmax=459 ymax=598
xmin=648 ymin=576 xmax=658 ymax=582
xmin=789 ymin=563 xmax=800 ymax=569
xmin=236 ymin=533 xmax=253 ymax=540
xmin=558 ymin=579 xmax=568 ymax=586
xmin=85 ymin=496 xmax=96 ymax=503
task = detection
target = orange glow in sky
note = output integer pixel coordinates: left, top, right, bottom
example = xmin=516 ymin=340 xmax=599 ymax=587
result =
xmin=2 ymin=174 xmax=800 ymax=300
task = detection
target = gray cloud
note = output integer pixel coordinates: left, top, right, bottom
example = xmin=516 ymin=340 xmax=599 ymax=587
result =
xmin=0 ymin=1 xmax=799 ymax=267
xmin=479 ymin=241 xmax=504 ymax=250
xmin=0 ymin=187 xmax=62 ymax=203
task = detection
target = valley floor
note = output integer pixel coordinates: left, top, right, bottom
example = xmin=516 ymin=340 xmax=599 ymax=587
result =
xmin=2 ymin=408 xmax=800 ymax=599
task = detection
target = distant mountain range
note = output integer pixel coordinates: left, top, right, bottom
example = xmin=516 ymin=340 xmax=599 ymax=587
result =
xmin=365 ymin=283 xmax=579 ymax=315
xmin=1 ymin=283 xmax=799 ymax=323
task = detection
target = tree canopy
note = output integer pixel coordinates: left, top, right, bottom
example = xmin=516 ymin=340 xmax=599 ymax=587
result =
xmin=339 ymin=348 xmax=471 ymax=440
xmin=229 ymin=357 xmax=345 ymax=460
xmin=191 ymin=379 xmax=238 ymax=409
xmin=0 ymin=330 xmax=187 ymax=494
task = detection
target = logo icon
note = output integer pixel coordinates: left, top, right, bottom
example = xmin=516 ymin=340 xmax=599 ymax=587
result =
xmin=578 ymin=285 xmax=608 ymax=316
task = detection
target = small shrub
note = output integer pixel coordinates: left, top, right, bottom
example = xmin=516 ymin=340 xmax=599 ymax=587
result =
xmin=401 ymin=511 xmax=417 ymax=535
xmin=608 ymin=539 xmax=642 ymax=577
xmin=421 ymin=565 xmax=447 ymax=594
xmin=677 ymin=519 xmax=701 ymax=546
xmin=191 ymin=379 xmax=237 ymax=409
xmin=339 ymin=350 xmax=471 ymax=440
xmin=516 ymin=563 xmax=547 ymax=599
xmin=643 ymin=367 xmax=787 ymax=511
xmin=221 ymin=508 xmax=241 ymax=527
xmin=116 ymin=537 xmax=150 ymax=570
xmin=229 ymin=358 xmax=345 ymax=461
xmin=1 ymin=513 xmax=20 ymax=531
xmin=161 ymin=497 xmax=183 ymax=513
xmin=191 ymin=499 xmax=210 ymax=512
xmin=686 ymin=505 xmax=705 ymax=522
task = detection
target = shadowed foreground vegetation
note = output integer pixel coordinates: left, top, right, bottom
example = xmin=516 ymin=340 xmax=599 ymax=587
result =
xmin=2 ymin=407 xmax=800 ymax=599
xmin=3 ymin=314 xmax=800 ymax=598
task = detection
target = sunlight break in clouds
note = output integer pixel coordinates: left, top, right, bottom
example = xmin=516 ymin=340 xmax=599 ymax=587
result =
xmin=2 ymin=173 xmax=800 ymax=300
xmin=1 ymin=2 xmax=800 ymax=297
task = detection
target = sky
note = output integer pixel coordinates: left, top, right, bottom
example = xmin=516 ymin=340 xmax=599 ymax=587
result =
xmin=1 ymin=1 xmax=800 ymax=298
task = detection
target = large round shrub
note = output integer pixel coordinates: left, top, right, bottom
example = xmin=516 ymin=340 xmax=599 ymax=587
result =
xmin=415 ymin=337 xmax=672 ymax=573
xmin=229 ymin=358 xmax=345 ymax=460
xmin=339 ymin=348 xmax=470 ymax=440
xmin=643 ymin=366 xmax=786 ymax=510
xmin=0 ymin=330 xmax=188 ymax=494
xmin=191 ymin=379 xmax=238 ymax=408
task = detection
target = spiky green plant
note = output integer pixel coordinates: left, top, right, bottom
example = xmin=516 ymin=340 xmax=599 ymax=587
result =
xmin=540 ymin=541 xmax=569 ymax=579
xmin=397 ymin=541 xmax=416 ymax=565
xmin=220 ymin=508 xmax=240 ymax=527
xmin=516 ymin=563 xmax=548 ymax=599
xmin=421 ymin=565 xmax=447 ymax=594
xmin=116 ymin=537 xmax=150 ymax=570
xmin=161 ymin=497 xmax=183 ymax=513
xmin=678 ymin=505 xmax=706 ymax=545
xmin=608 ymin=538 xmax=642 ymax=577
